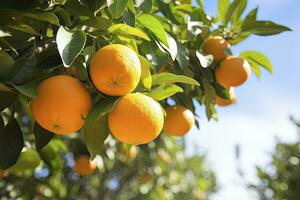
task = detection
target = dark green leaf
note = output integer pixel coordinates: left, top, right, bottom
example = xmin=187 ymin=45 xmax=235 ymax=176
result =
xmin=136 ymin=0 xmax=153 ymax=13
xmin=107 ymin=0 xmax=130 ymax=18
xmin=176 ymin=42 xmax=189 ymax=71
xmin=225 ymin=0 xmax=247 ymax=25
xmin=108 ymin=24 xmax=150 ymax=41
xmin=85 ymin=98 xmax=119 ymax=126
xmin=64 ymin=0 xmax=94 ymax=17
xmin=240 ymin=50 xmax=272 ymax=73
xmin=152 ymin=72 xmax=200 ymax=86
xmin=56 ymin=26 xmax=87 ymax=67
xmin=34 ymin=123 xmax=55 ymax=152
xmin=80 ymin=16 xmax=111 ymax=30
xmin=0 ymin=0 xmax=39 ymax=10
xmin=148 ymin=84 xmax=183 ymax=101
xmin=0 ymin=84 xmax=18 ymax=112
xmin=0 ymin=117 xmax=24 ymax=169
xmin=19 ymin=11 xmax=60 ymax=26
xmin=203 ymin=80 xmax=217 ymax=120
xmin=156 ymin=0 xmax=180 ymax=25
xmin=218 ymin=0 xmax=230 ymax=24
xmin=137 ymin=14 xmax=168 ymax=47
xmin=242 ymin=7 xmax=258 ymax=26
xmin=242 ymin=20 xmax=292 ymax=36
xmin=84 ymin=115 xmax=109 ymax=159
xmin=12 ymin=78 xmax=42 ymax=98
xmin=0 ymin=50 xmax=14 ymax=78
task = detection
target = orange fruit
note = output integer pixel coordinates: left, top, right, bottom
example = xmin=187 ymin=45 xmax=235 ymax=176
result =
xmin=74 ymin=155 xmax=96 ymax=176
xmin=215 ymin=87 xmax=236 ymax=107
xmin=164 ymin=105 xmax=195 ymax=137
xmin=203 ymin=36 xmax=230 ymax=62
xmin=89 ymin=44 xmax=141 ymax=96
xmin=215 ymin=56 xmax=251 ymax=87
xmin=108 ymin=93 xmax=164 ymax=145
xmin=0 ymin=169 xmax=6 ymax=178
xmin=31 ymin=75 xmax=92 ymax=134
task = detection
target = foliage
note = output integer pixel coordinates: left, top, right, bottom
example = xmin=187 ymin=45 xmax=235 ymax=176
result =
xmin=250 ymin=119 xmax=300 ymax=200
xmin=0 ymin=0 xmax=291 ymax=198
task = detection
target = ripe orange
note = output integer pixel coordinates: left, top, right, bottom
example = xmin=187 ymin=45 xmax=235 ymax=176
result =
xmin=108 ymin=93 xmax=164 ymax=145
xmin=164 ymin=105 xmax=195 ymax=137
xmin=31 ymin=75 xmax=92 ymax=134
xmin=215 ymin=56 xmax=251 ymax=87
xmin=89 ymin=44 xmax=141 ymax=96
xmin=202 ymin=36 xmax=230 ymax=62
xmin=0 ymin=169 xmax=6 ymax=178
xmin=215 ymin=87 xmax=236 ymax=107
xmin=74 ymin=155 xmax=96 ymax=176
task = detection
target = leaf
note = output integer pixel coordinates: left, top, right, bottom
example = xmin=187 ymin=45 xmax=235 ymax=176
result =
xmin=156 ymin=0 xmax=179 ymax=25
xmin=64 ymin=0 xmax=94 ymax=17
xmin=56 ymin=26 xmax=87 ymax=67
xmin=0 ymin=0 xmax=40 ymax=10
xmin=247 ymin=59 xmax=261 ymax=78
xmin=203 ymin=80 xmax=217 ymax=120
xmin=242 ymin=20 xmax=292 ymax=36
xmin=218 ymin=0 xmax=230 ymax=24
xmin=34 ymin=123 xmax=55 ymax=152
xmin=152 ymin=72 xmax=200 ymax=86
xmin=0 ymin=50 xmax=14 ymax=78
xmin=137 ymin=14 xmax=168 ymax=47
xmin=6 ymin=24 xmax=40 ymax=36
xmin=158 ymin=33 xmax=177 ymax=61
xmin=135 ymin=0 xmax=153 ymax=13
xmin=19 ymin=11 xmax=60 ymax=26
xmin=176 ymin=42 xmax=189 ymax=71
xmin=84 ymin=115 xmax=109 ymax=159
xmin=225 ymin=0 xmax=247 ymax=25
xmin=242 ymin=7 xmax=258 ymax=26
xmin=196 ymin=51 xmax=214 ymax=68
xmin=240 ymin=50 xmax=272 ymax=73
xmin=148 ymin=84 xmax=183 ymax=101
xmin=85 ymin=98 xmax=119 ymax=126
xmin=0 ymin=117 xmax=24 ymax=169
xmin=138 ymin=55 xmax=152 ymax=90
xmin=0 ymin=84 xmax=18 ymax=112
xmin=80 ymin=16 xmax=111 ymax=30
xmin=107 ymin=0 xmax=130 ymax=18
xmin=108 ymin=24 xmax=150 ymax=41
xmin=12 ymin=78 xmax=41 ymax=98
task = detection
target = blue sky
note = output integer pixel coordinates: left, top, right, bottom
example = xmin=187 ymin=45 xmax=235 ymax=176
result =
xmin=186 ymin=0 xmax=300 ymax=199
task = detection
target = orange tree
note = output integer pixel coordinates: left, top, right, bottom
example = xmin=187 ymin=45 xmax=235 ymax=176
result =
xmin=0 ymin=0 xmax=290 ymax=199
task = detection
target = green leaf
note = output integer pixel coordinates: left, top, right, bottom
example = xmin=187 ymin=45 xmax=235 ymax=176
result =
xmin=0 ymin=84 xmax=18 ymax=112
xmin=84 ymin=115 xmax=109 ymax=159
xmin=0 ymin=50 xmax=14 ymax=78
xmin=34 ymin=123 xmax=55 ymax=152
xmin=247 ymin=59 xmax=261 ymax=78
xmin=152 ymin=72 xmax=200 ymax=86
xmin=12 ymin=78 xmax=41 ymax=98
xmin=196 ymin=51 xmax=214 ymax=68
xmin=64 ymin=0 xmax=94 ymax=17
xmin=80 ymin=16 xmax=111 ymax=30
xmin=242 ymin=20 xmax=292 ymax=36
xmin=56 ymin=26 xmax=87 ymax=67
xmin=218 ymin=0 xmax=230 ymax=24
xmin=108 ymin=24 xmax=150 ymax=41
xmin=176 ymin=42 xmax=190 ymax=71
xmin=159 ymin=33 xmax=177 ymax=61
xmin=0 ymin=0 xmax=39 ymax=10
xmin=135 ymin=0 xmax=153 ymax=13
xmin=6 ymin=24 xmax=40 ymax=36
xmin=240 ymin=50 xmax=272 ymax=73
xmin=156 ymin=0 xmax=180 ymax=25
xmin=137 ymin=14 xmax=168 ymax=47
xmin=203 ymin=80 xmax=217 ymax=120
xmin=85 ymin=98 xmax=119 ymax=126
xmin=138 ymin=55 xmax=152 ymax=90
xmin=0 ymin=117 xmax=24 ymax=169
xmin=225 ymin=0 xmax=247 ymax=25
xmin=107 ymin=0 xmax=130 ymax=18
xmin=19 ymin=11 xmax=60 ymax=26
xmin=242 ymin=7 xmax=258 ymax=26
xmin=148 ymin=84 xmax=183 ymax=101
xmin=54 ymin=7 xmax=72 ymax=26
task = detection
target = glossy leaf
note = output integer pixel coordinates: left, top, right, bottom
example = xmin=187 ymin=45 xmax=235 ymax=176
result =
xmin=240 ymin=50 xmax=272 ymax=73
xmin=138 ymin=55 xmax=152 ymax=90
xmin=0 ymin=84 xmax=18 ymax=112
xmin=218 ymin=0 xmax=230 ymax=24
xmin=225 ymin=0 xmax=247 ymax=25
xmin=242 ymin=20 xmax=292 ymax=36
xmin=148 ymin=84 xmax=183 ymax=101
xmin=243 ymin=7 xmax=258 ymax=26
xmin=152 ymin=72 xmax=200 ymax=86
xmin=56 ymin=26 xmax=87 ymax=67
xmin=12 ymin=78 xmax=41 ymax=98
xmin=34 ymin=123 xmax=55 ymax=152
xmin=137 ymin=14 xmax=168 ymax=47
xmin=107 ymin=0 xmax=130 ymax=18
xmin=108 ymin=24 xmax=150 ymax=41
xmin=0 ymin=117 xmax=24 ymax=169
xmin=0 ymin=50 xmax=14 ymax=78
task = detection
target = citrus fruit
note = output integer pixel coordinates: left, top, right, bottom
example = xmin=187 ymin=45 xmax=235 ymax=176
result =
xmin=164 ymin=105 xmax=195 ymax=137
xmin=202 ymin=36 xmax=230 ymax=62
xmin=215 ymin=87 xmax=236 ymax=107
xmin=9 ymin=148 xmax=41 ymax=176
xmin=215 ymin=56 xmax=251 ymax=87
xmin=108 ymin=93 xmax=164 ymax=145
xmin=74 ymin=155 xmax=96 ymax=176
xmin=31 ymin=75 xmax=92 ymax=134
xmin=89 ymin=44 xmax=141 ymax=96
